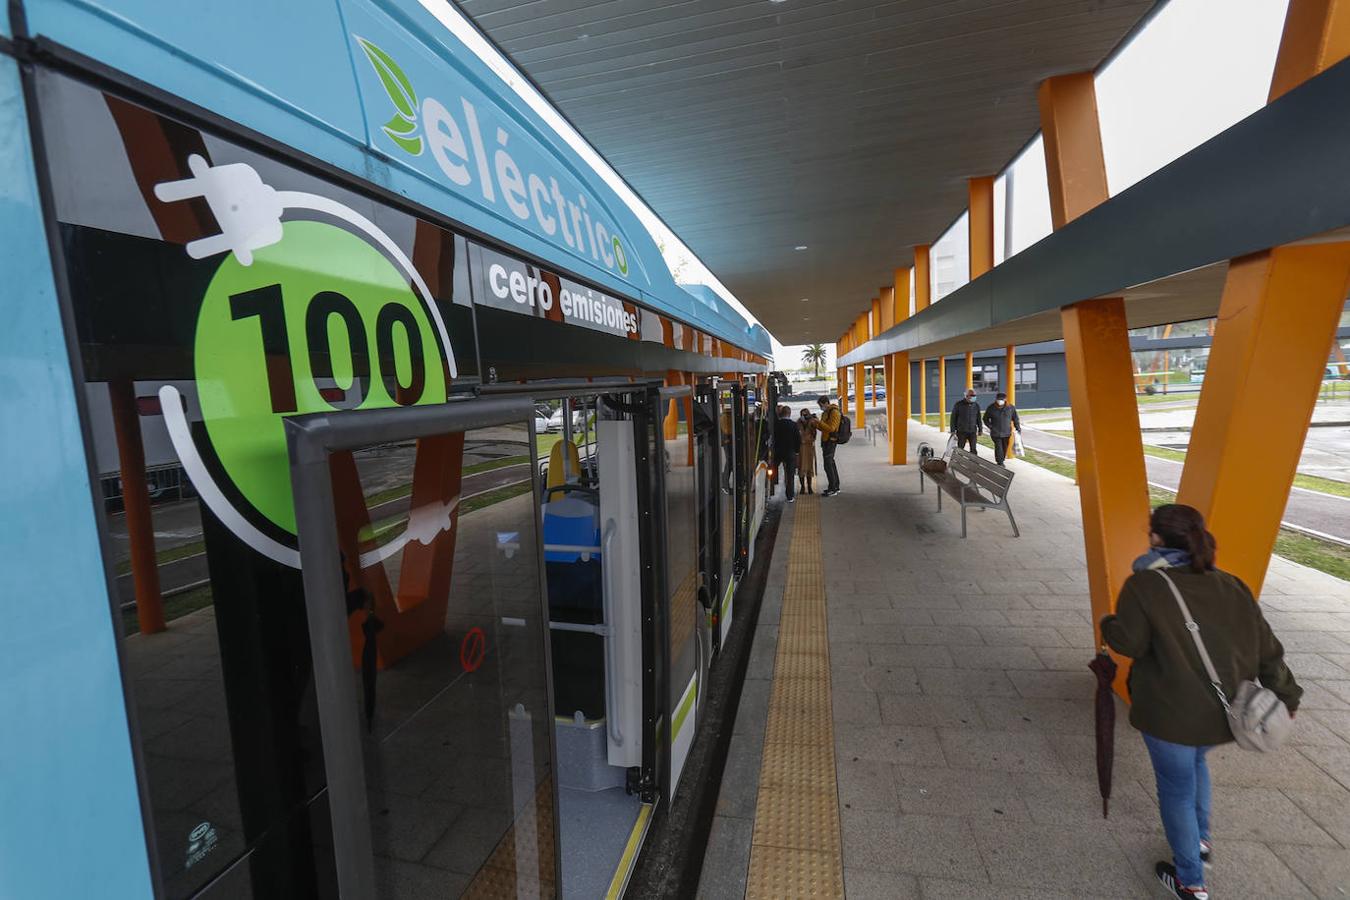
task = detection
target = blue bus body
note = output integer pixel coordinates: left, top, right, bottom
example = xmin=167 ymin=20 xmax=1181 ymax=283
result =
xmin=0 ymin=3 xmax=771 ymax=897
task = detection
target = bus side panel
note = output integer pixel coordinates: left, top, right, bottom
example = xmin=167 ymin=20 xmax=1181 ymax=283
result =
xmin=0 ymin=56 xmax=154 ymax=900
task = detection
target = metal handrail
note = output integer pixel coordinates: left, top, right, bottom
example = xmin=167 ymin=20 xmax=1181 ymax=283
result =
xmin=601 ymin=519 xmax=623 ymax=748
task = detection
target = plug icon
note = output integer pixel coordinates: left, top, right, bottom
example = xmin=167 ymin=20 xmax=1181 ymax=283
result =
xmin=154 ymin=154 xmax=284 ymax=266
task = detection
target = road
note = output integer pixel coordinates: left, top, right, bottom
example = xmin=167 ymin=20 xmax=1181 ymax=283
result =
xmin=1020 ymin=426 xmax=1350 ymax=545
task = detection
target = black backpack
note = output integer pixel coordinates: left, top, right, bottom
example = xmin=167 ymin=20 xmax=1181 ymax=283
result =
xmin=835 ymin=413 xmax=853 ymax=444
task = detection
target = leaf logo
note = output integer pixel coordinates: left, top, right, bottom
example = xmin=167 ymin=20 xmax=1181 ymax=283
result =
xmin=357 ymin=37 xmax=422 ymax=156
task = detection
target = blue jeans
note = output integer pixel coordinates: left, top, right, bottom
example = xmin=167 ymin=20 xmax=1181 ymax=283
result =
xmin=1142 ymin=732 xmax=1212 ymax=887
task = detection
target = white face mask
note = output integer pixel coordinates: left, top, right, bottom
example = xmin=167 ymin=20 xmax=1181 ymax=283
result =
xmin=997 ymin=400 xmax=1005 ymax=406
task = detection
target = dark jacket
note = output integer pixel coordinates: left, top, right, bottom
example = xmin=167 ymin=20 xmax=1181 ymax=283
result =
xmin=950 ymin=398 xmax=981 ymax=435
xmin=772 ymin=415 xmax=801 ymax=459
xmin=1101 ymin=566 xmax=1302 ymax=746
xmin=982 ymin=403 xmax=1021 ymax=438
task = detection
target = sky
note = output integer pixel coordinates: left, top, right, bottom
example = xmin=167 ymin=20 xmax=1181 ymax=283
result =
xmin=428 ymin=0 xmax=1289 ymax=374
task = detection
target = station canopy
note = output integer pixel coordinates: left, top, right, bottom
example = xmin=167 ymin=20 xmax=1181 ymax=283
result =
xmin=460 ymin=0 xmax=1158 ymax=344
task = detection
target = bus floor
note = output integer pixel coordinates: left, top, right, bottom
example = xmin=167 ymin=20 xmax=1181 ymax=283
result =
xmin=557 ymin=784 xmax=642 ymax=899
xmin=701 ymin=428 xmax=1350 ymax=899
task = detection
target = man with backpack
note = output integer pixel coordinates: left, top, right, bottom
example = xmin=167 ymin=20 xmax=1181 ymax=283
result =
xmin=812 ymin=395 xmax=848 ymax=496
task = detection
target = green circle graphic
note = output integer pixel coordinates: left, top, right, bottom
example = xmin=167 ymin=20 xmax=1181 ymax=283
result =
xmin=613 ymin=236 xmax=628 ymax=275
xmin=195 ymin=220 xmax=448 ymax=535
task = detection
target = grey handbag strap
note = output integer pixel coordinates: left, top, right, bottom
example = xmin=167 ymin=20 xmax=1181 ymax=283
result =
xmin=1157 ymin=569 xmax=1233 ymax=713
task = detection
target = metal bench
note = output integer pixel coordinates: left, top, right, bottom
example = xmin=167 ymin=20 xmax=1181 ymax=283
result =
xmin=920 ymin=448 xmax=1020 ymax=538
xmin=865 ymin=415 xmax=889 ymax=445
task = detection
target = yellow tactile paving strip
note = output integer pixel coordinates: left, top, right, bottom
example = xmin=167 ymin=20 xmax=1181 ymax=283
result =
xmin=746 ymin=496 xmax=845 ymax=899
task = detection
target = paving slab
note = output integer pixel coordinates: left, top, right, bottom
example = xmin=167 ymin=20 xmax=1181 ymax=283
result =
xmin=702 ymin=422 xmax=1350 ymax=898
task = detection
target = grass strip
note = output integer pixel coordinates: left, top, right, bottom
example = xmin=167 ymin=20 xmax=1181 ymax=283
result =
xmin=462 ymin=481 xmax=533 ymax=515
xmin=115 ymin=539 xmax=206 ymax=576
xmin=123 ymin=583 xmax=214 ymax=636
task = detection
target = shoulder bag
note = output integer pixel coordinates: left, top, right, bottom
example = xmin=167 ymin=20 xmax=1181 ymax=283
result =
xmin=1157 ymin=570 xmax=1292 ymax=752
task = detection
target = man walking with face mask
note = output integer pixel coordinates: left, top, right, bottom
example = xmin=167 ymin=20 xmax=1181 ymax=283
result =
xmin=982 ymin=392 xmax=1022 ymax=466
xmin=950 ymin=388 xmax=982 ymax=455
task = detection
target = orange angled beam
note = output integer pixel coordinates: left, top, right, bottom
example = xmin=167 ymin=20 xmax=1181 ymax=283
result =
xmin=1269 ymin=0 xmax=1350 ymax=101
xmin=1039 ymin=70 xmax=1146 ymax=687
xmin=1038 ymin=73 xmax=1110 ymax=229
xmin=914 ymin=245 xmax=932 ymax=313
xmin=1062 ymin=300 xmax=1150 ymax=639
xmin=1178 ymin=246 xmax=1350 ymax=592
xmin=893 ymin=267 xmax=911 ymax=324
xmin=879 ymin=287 xmax=896 ymax=332
xmin=1173 ymin=0 xmax=1350 ymax=595
xmin=968 ymin=176 xmax=995 ymax=279
xmin=871 ymin=296 xmax=882 ymax=339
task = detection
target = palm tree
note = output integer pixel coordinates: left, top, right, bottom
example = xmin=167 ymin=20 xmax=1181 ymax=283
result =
xmin=801 ymin=343 xmax=827 ymax=378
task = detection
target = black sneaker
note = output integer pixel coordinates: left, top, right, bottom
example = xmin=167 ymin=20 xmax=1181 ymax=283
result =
xmin=1199 ymin=839 xmax=1212 ymax=866
xmin=821 ymin=489 xmax=837 ymax=497
xmin=1155 ymin=861 xmax=1209 ymax=899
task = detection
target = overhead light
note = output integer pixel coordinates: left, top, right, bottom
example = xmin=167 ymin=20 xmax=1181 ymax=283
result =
xmin=800 ymin=297 xmax=809 ymax=302
xmin=794 ymin=245 xmax=808 ymax=251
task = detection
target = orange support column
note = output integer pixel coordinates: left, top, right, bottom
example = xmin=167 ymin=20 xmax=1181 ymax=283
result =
xmin=1005 ymin=344 xmax=1017 ymax=457
xmin=1178 ymin=246 xmax=1350 ymax=592
xmin=1039 ymin=73 xmax=1112 ymax=230
xmin=889 ymin=352 xmax=910 ymax=464
xmin=918 ymin=359 xmax=927 ymax=426
xmin=839 ymin=366 xmax=850 ymax=418
xmin=964 ymin=353 xmax=974 ymax=390
xmin=937 ymin=357 xmax=946 ymax=433
xmin=1062 ymin=300 xmax=1150 ymax=639
xmin=109 ymin=380 xmax=165 ymax=634
xmin=853 ymin=363 xmax=866 ymax=428
xmin=1040 ymin=70 xmax=1149 ymax=666
xmin=968 ymin=176 xmax=995 ymax=279
xmin=914 ymin=245 xmax=932 ymax=313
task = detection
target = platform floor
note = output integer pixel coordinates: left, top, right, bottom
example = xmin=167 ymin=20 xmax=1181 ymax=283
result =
xmin=701 ymin=423 xmax=1350 ymax=899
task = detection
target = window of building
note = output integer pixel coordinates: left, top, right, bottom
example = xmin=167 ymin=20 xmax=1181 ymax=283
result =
xmin=972 ymin=364 xmax=999 ymax=393
xmin=1014 ymin=362 xmax=1038 ymax=392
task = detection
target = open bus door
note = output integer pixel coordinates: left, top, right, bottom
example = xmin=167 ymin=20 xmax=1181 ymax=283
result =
xmin=655 ymin=383 xmax=704 ymax=799
xmin=287 ymin=397 xmax=560 ymax=898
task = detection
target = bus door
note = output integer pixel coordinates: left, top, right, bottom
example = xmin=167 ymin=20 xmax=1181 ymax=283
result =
xmin=287 ymin=397 xmax=558 ymax=899
xmin=656 ymin=384 xmax=703 ymax=797
xmin=730 ymin=382 xmax=750 ymax=572
xmin=692 ymin=380 xmax=723 ymax=655
xmin=713 ymin=383 xmax=738 ymax=650
xmin=512 ymin=383 xmax=661 ymax=897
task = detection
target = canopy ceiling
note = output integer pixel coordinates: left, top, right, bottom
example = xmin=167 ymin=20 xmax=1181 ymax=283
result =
xmin=460 ymin=0 xmax=1157 ymax=345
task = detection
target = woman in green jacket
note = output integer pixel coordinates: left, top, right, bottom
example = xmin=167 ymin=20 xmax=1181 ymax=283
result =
xmin=1100 ymin=504 xmax=1301 ymax=900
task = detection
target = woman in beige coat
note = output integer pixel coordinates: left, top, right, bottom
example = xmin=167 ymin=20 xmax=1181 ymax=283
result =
xmin=796 ymin=408 xmax=818 ymax=494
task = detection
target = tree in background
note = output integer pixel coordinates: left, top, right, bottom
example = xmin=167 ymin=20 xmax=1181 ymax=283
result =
xmin=802 ymin=343 xmax=827 ymax=378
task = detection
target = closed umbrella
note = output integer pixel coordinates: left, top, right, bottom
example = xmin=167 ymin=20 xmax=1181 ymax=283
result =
xmin=1088 ymin=649 xmax=1118 ymax=818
